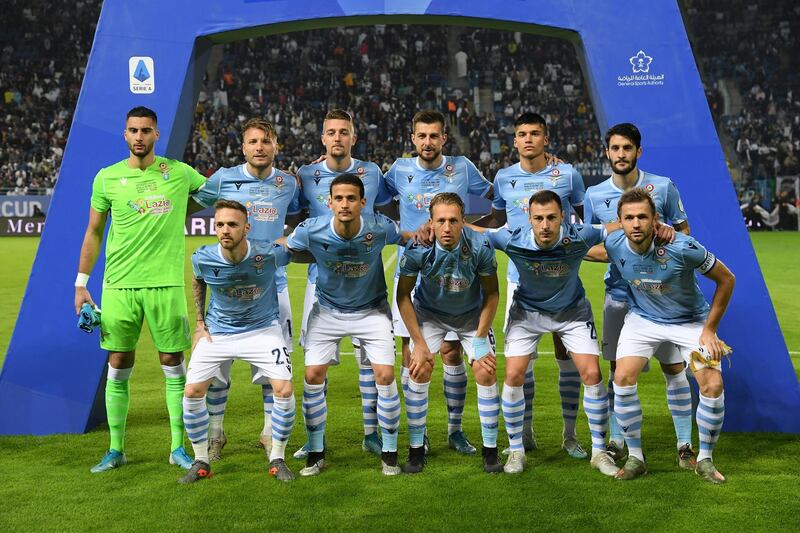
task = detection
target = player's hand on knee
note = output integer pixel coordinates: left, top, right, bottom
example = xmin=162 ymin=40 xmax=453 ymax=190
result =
xmin=193 ymin=321 xmax=212 ymax=351
xmin=699 ymin=329 xmax=726 ymax=360
xmin=74 ymin=287 xmax=95 ymax=315
xmin=473 ymin=354 xmax=496 ymax=376
xmin=409 ymin=344 xmax=434 ymax=380
xmin=653 ymin=221 xmax=676 ymax=244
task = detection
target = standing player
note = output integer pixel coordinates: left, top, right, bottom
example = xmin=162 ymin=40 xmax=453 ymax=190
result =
xmin=384 ymin=110 xmax=493 ymax=454
xmin=283 ymin=174 xmax=414 ymax=476
xmin=473 ymin=190 xmax=630 ymax=476
xmin=475 ymin=113 xmax=588 ymax=459
xmin=74 ymin=106 xmax=206 ymax=472
xmin=584 ymin=123 xmax=695 ymax=467
xmin=294 ymin=109 xmax=394 ymax=458
xmin=396 ymin=193 xmax=502 ymax=474
xmin=190 ymin=118 xmax=301 ymax=460
xmin=606 ymin=188 xmax=734 ymax=483
xmin=179 ymin=200 xmax=305 ymax=483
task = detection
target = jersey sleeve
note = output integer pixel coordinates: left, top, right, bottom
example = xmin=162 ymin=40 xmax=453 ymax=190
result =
xmin=374 ymin=167 xmax=393 ymax=206
xmin=477 ymin=236 xmax=498 ymax=276
xmin=398 ymin=243 xmax=422 ymax=276
xmin=383 ymin=163 xmax=399 ymax=197
xmin=190 ymin=250 xmax=203 ymax=279
xmin=287 ymin=177 xmax=302 ymax=215
xmin=466 ymin=158 xmax=492 ymax=197
xmin=577 ymin=223 xmax=606 ymax=247
xmin=485 ymin=228 xmax=512 ymax=252
xmin=583 ymin=188 xmax=597 ymax=224
xmin=181 ymin=162 xmax=207 ymax=193
xmin=272 ymin=242 xmax=291 ymax=267
xmin=491 ymin=175 xmax=506 ymax=211
xmin=569 ymin=167 xmax=586 ymax=207
xmin=664 ymin=179 xmax=688 ymax=225
xmin=286 ymin=221 xmax=310 ymax=251
xmin=681 ymin=237 xmax=716 ymax=274
xmin=192 ymin=169 xmax=222 ymax=207
xmin=380 ymin=214 xmax=402 ymax=244
xmin=90 ymin=170 xmax=110 ymax=212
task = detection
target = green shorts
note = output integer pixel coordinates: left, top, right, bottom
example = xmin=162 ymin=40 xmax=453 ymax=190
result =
xmin=100 ymin=286 xmax=191 ymax=353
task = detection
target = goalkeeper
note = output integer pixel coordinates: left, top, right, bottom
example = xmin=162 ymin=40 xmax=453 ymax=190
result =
xmin=604 ymin=188 xmax=735 ymax=484
xmin=74 ymin=106 xmax=206 ymax=473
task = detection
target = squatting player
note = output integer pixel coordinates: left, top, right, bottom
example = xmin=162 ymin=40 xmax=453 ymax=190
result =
xmin=396 ymin=193 xmax=502 ymax=474
xmin=189 ymin=118 xmax=302 ymax=460
xmin=294 ymin=109 xmax=394 ymax=458
xmin=384 ymin=109 xmax=493 ymax=454
xmin=584 ymin=122 xmax=696 ymax=467
xmin=472 ymin=190 xmax=647 ymax=476
xmin=283 ymin=174 xmax=414 ymax=476
xmin=74 ymin=106 xmax=205 ymax=473
xmin=606 ymin=188 xmax=734 ymax=484
xmin=180 ymin=200 xmax=308 ymax=484
xmin=475 ymin=112 xmax=588 ymax=459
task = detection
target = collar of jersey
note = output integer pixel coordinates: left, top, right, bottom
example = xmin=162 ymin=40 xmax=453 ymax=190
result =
xmin=241 ymin=164 xmax=275 ymax=182
xmin=529 ymin=226 xmax=564 ymax=251
xmin=519 ymin=161 xmax=557 ymax=176
xmin=323 ymin=159 xmax=356 ymax=174
xmin=434 ymin=234 xmax=463 ymax=254
xmin=609 ymin=169 xmax=644 ymax=193
xmin=414 ymin=156 xmax=447 ymax=172
xmin=329 ymin=215 xmax=365 ymax=241
xmin=625 ymin=235 xmax=655 ymax=257
xmin=216 ymin=240 xmax=252 ymax=265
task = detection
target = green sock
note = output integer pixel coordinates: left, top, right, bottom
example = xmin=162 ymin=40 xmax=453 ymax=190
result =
xmin=165 ymin=376 xmax=186 ymax=451
xmin=106 ymin=378 xmax=130 ymax=452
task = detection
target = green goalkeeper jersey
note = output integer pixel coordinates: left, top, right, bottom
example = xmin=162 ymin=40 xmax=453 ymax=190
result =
xmin=91 ymin=156 xmax=206 ymax=288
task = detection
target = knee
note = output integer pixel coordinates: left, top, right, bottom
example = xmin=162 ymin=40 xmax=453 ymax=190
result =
xmin=372 ymin=365 xmax=396 ymax=385
xmin=184 ymin=383 xmax=207 ymax=398
xmin=505 ymin=363 xmax=527 ymax=387
xmin=613 ymin=368 xmax=638 ymax=387
xmin=472 ymin=366 xmax=496 ymax=386
xmin=698 ymin=370 xmax=723 ymax=397
xmin=271 ymin=380 xmax=292 ymax=397
xmin=305 ymin=366 xmax=327 ymax=385
xmin=440 ymin=342 xmax=463 ymax=365
xmin=581 ymin=366 xmax=602 ymax=387
xmin=159 ymin=352 xmax=183 ymax=366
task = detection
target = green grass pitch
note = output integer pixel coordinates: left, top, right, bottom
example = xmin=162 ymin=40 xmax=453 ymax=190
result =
xmin=0 ymin=233 xmax=798 ymax=531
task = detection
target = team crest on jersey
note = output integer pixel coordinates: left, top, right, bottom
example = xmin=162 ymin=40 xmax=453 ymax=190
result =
xmin=159 ymin=162 xmax=170 ymax=181
xmin=645 ymin=183 xmax=655 ymax=192
xmin=443 ymin=163 xmax=456 ymax=179
xmin=253 ymin=254 xmax=266 ymax=273
xmin=364 ymin=232 xmax=375 ymax=250
xmin=357 ymin=166 xmax=365 ymax=175
xmin=656 ymin=247 xmax=666 ymax=257
xmin=551 ymin=168 xmax=561 ymax=176
xmin=274 ymin=175 xmax=285 ymax=189
xmin=549 ymin=169 xmax=561 ymax=185
xmin=460 ymin=243 xmax=470 ymax=260
xmin=562 ymin=237 xmax=571 ymax=246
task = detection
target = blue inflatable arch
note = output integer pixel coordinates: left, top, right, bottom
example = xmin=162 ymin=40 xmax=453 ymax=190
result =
xmin=2 ymin=0 xmax=798 ymax=434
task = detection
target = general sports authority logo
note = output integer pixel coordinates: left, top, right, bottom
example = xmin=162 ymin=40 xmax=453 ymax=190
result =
xmin=617 ymin=50 xmax=665 ymax=87
xmin=629 ymin=50 xmax=653 ymax=73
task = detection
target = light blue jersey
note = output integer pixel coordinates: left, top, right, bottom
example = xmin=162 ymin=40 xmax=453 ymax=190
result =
xmin=491 ymin=162 xmax=585 ymax=284
xmin=287 ymin=214 xmax=401 ymax=312
xmin=297 ymin=158 xmax=392 ymax=282
xmin=604 ymin=231 xmax=713 ymax=324
xmin=191 ymin=240 xmax=290 ymax=335
xmin=399 ymin=227 xmax=497 ymax=317
xmin=584 ymin=169 xmax=688 ymax=302
xmin=487 ymin=223 xmax=605 ymax=314
xmin=192 ymin=164 xmax=300 ymax=291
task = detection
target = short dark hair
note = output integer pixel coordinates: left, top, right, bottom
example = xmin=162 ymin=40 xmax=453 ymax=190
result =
xmin=429 ymin=192 xmax=464 ymax=217
xmin=214 ymin=199 xmax=248 ymax=218
xmin=126 ymin=106 xmax=158 ymax=124
xmin=617 ymin=187 xmax=656 ymax=217
xmin=241 ymin=118 xmax=277 ymax=141
xmin=412 ymin=110 xmax=447 ymax=133
xmin=324 ymin=108 xmax=354 ymax=125
xmin=330 ymin=173 xmax=364 ymax=199
xmin=514 ymin=112 xmax=548 ymax=135
xmin=528 ymin=189 xmax=562 ymax=211
xmin=605 ymin=123 xmax=642 ymax=149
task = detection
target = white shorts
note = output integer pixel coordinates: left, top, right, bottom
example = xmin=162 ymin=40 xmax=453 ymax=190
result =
xmin=504 ymin=298 xmax=600 ymax=358
xmin=278 ymin=287 xmax=293 ymax=353
xmin=392 ymin=278 xmax=458 ymax=342
xmin=603 ymin=296 xmax=680 ymax=366
xmin=616 ymin=312 xmax=706 ymax=366
xmin=410 ymin=306 xmax=496 ymax=360
xmin=187 ymin=325 xmax=291 ymax=385
xmin=503 ymin=281 xmax=518 ymax=331
xmin=304 ymin=301 xmax=396 ymax=367
xmin=300 ymin=281 xmax=317 ymax=347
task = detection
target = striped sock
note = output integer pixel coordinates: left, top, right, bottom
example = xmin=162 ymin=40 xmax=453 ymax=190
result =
xmin=477 ymin=383 xmax=500 ymax=448
xmin=401 ymin=366 xmax=410 ymax=396
xmin=206 ymin=379 xmax=230 ymax=440
xmin=697 ymin=392 xmax=725 ymax=462
xmin=583 ymin=382 xmax=609 ymax=454
xmin=377 ymin=381 xmax=401 ymax=452
xmin=262 ymin=382 xmax=274 ymax=437
xmin=607 ymin=371 xmax=624 ymax=447
xmin=183 ymin=396 xmax=209 ymax=463
xmin=443 ymin=363 xmax=467 ymax=435
xmin=302 ymin=381 xmax=326 ymax=453
xmin=665 ymin=371 xmax=693 ymax=448
xmin=502 ymin=384 xmax=525 ymax=452
xmin=270 ymin=394 xmax=296 ymax=461
xmin=614 ymin=383 xmax=644 ymax=461
xmin=522 ymin=360 xmax=535 ymax=435
xmin=106 ymin=365 xmax=132 ymax=452
xmin=358 ymin=361 xmax=379 ymax=435
xmin=162 ymin=364 xmax=186 ymax=451
xmin=405 ymin=379 xmax=430 ymax=448
xmin=557 ymin=358 xmax=580 ymax=439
